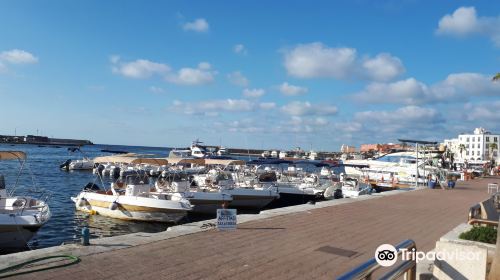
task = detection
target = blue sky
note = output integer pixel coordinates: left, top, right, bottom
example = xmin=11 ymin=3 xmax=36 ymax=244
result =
xmin=0 ymin=0 xmax=499 ymax=150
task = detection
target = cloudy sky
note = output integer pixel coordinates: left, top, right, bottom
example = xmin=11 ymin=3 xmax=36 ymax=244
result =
xmin=0 ymin=1 xmax=499 ymax=150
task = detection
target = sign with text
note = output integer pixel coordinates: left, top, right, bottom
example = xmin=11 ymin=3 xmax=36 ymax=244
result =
xmin=216 ymin=209 xmax=237 ymax=231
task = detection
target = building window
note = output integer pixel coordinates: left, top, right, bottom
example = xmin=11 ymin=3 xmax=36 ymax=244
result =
xmin=486 ymin=137 xmax=490 ymax=142
xmin=467 ymin=137 xmax=470 ymax=142
xmin=472 ymin=137 xmax=475 ymax=142
xmin=478 ymin=137 xmax=481 ymax=142
xmin=472 ymin=151 xmax=474 ymax=156
xmin=487 ymin=143 xmax=490 ymax=149
xmin=466 ymin=151 xmax=469 ymax=156
xmin=495 ymin=137 xmax=498 ymax=142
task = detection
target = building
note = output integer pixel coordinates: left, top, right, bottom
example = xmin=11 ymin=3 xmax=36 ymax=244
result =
xmin=360 ymin=143 xmax=407 ymax=153
xmin=340 ymin=144 xmax=356 ymax=153
xmin=443 ymin=127 xmax=500 ymax=163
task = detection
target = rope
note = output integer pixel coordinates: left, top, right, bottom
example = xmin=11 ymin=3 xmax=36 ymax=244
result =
xmin=0 ymin=255 xmax=80 ymax=278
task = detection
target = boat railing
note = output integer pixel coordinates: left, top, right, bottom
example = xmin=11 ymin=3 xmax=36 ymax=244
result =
xmin=337 ymin=239 xmax=417 ymax=280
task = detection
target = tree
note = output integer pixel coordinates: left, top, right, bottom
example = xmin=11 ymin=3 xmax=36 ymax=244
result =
xmin=493 ymin=73 xmax=500 ymax=81
xmin=490 ymin=143 xmax=498 ymax=160
xmin=458 ymin=144 xmax=467 ymax=159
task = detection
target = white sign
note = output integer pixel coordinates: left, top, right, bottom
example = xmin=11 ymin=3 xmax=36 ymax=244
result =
xmin=216 ymin=209 xmax=237 ymax=230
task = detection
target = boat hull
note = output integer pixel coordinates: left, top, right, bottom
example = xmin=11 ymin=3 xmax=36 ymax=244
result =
xmin=222 ymin=189 xmax=278 ymax=210
xmin=73 ymin=192 xmax=189 ymax=223
xmin=265 ymin=192 xmax=318 ymax=209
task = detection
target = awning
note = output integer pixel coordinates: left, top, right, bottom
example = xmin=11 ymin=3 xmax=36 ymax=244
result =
xmin=0 ymin=151 xmax=26 ymax=160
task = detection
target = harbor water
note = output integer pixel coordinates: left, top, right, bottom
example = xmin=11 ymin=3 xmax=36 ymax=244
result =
xmin=0 ymin=144 xmax=174 ymax=251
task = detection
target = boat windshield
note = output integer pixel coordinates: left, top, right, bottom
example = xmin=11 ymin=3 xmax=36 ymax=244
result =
xmin=375 ymin=155 xmax=414 ymax=163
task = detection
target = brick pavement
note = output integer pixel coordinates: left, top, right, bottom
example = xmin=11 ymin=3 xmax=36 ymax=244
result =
xmin=9 ymin=177 xmax=498 ymax=280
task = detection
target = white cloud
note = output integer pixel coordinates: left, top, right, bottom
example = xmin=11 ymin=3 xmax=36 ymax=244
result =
xmin=183 ymin=18 xmax=209 ymax=32
xmin=242 ymin=88 xmax=265 ymax=98
xmin=353 ymin=106 xmax=445 ymax=136
xmin=149 ymin=86 xmax=165 ymax=94
xmin=354 ymin=73 xmax=500 ymax=105
xmin=0 ymin=49 xmax=38 ymax=64
xmin=281 ymin=101 xmax=338 ymax=116
xmin=233 ymin=44 xmax=247 ymax=55
xmin=171 ymin=99 xmax=255 ymax=115
xmin=355 ymin=106 xmax=442 ymax=124
xmin=279 ymin=82 xmax=308 ymax=96
xmin=259 ymin=102 xmax=276 ymax=110
xmin=362 ymin=53 xmax=405 ymax=82
xmin=436 ymin=6 xmax=500 ymax=46
xmin=165 ymin=62 xmax=216 ymax=85
xmin=227 ymin=71 xmax=249 ymax=87
xmin=283 ymin=42 xmax=404 ymax=81
xmin=112 ymin=58 xmax=170 ymax=79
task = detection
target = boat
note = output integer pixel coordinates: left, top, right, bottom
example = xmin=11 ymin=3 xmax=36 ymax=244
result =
xmin=155 ymin=172 xmax=233 ymax=215
xmin=193 ymin=169 xmax=279 ymax=210
xmin=190 ymin=139 xmax=210 ymax=158
xmin=0 ymin=151 xmax=51 ymax=250
xmin=344 ymin=152 xmax=442 ymax=187
xmin=72 ymin=174 xmax=192 ymax=223
xmin=217 ymin=146 xmax=228 ymax=156
xmin=61 ymin=147 xmax=94 ymax=170
xmin=339 ymin=174 xmax=372 ymax=198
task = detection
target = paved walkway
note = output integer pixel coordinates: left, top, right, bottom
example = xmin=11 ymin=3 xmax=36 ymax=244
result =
xmin=9 ymin=177 xmax=498 ymax=279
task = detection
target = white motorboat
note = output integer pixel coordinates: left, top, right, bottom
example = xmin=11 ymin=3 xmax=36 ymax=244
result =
xmin=72 ymin=174 xmax=191 ymax=223
xmin=193 ymin=170 xmax=279 ymax=210
xmin=344 ymin=152 xmax=441 ymax=186
xmin=68 ymin=158 xmax=94 ymax=170
xmin=155 ymin=172 xmax=233 ymax=215
xmin=339 ymin=174 xmax=372 ymax=198
xmin=0 ymin=151 xmax=51 ymax=250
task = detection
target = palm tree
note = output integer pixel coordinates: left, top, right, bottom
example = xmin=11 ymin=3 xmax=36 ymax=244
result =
xmin=493 ymin=73 xmax=500 ymax=81
xmin=458 ymin=144 xmax=467 ymax=159
xmin=490 ymin=143 xmax=498 ymax=160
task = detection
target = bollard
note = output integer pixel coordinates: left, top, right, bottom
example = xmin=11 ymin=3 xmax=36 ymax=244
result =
xmin=82 ymin=227 xmax=90 ymax=246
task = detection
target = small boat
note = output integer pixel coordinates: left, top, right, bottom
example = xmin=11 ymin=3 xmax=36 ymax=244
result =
xmin=340 ymin=174 xmax=372 ymax=198
xmin=72 ymin=174 xmax=192 ymax=223
xmin=155 ymin=172 xmax=233 ymax=215
xmin=0 ymin=151 xmax=51 ymax=250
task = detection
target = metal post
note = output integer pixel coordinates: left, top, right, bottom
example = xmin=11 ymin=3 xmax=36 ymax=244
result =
xmin=415 ymin=143 xmax=419 ymax=187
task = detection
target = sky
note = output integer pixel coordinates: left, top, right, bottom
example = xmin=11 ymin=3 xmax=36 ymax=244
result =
xmin=0 ymin=0 xmax=499 ymax=150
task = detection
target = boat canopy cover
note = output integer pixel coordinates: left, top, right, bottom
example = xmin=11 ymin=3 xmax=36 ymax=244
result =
xmin=94 ymin=154 xmax=142 ymax=164
xmin=130 ymin=158 xmax=169 ymax=166
xmin=166 ymin=157 xmax=205 ymax=165
xmin=203 ymin=159 xmax=245 ymax=166
xmin=0 ymin=151 xmax=26 ymax=160
xmin=247 ymin=159 xmax=294 ymax=165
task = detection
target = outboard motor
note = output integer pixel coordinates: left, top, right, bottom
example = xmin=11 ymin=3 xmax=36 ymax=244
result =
xmin=333 ymin=188 xmax=343 ymax=199
xmin=60 ymin=159 xmax=72 ymax=171
xmin=0 ymin=175 xmax=6 ymax=198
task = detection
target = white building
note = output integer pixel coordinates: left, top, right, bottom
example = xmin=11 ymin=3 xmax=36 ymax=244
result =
xmin=340 ymin=144 xmax=356 ymax=153
xmin=444 ymin=127 xmax=499 ymax=163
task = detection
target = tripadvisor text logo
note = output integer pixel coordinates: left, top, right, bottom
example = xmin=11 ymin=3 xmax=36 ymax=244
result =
xmin=375 ymin=244 xmax=398 ymax=267
xmin=375 ymin=243 xmax=481 ymax=266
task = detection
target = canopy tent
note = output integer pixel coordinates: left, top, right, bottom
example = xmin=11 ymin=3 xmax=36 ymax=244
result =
xmin=0 ymin=151 xmax=26 ymax=160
